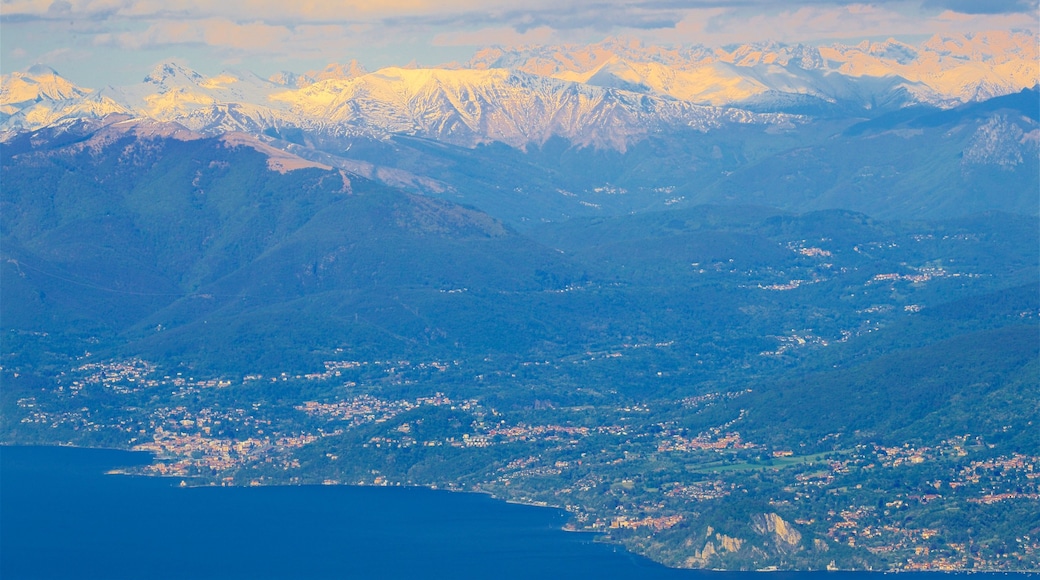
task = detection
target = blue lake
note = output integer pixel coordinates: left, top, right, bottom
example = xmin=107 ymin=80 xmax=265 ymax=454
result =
xmin=1 ymin=445 xmax=1034 ymax=579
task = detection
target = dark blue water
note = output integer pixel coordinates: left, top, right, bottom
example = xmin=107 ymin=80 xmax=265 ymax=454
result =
xmin=1 ymin=446 xmax=1035 ymax=580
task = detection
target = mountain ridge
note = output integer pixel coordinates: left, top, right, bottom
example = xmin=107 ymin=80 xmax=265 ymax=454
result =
xmin=2 ymin=31 xmax=1035 ymax=151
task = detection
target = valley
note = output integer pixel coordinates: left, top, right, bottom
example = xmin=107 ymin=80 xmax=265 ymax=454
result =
xmin=2 ymin=130 xmax=1035 ymax=568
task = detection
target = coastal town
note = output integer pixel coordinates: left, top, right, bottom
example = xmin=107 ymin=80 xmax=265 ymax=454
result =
xmin=7 ymin=345 xmax=1038 ymax=572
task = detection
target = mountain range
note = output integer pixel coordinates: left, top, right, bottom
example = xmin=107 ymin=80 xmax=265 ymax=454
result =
xmin=468 ymin=31 xmax=1038 ymax=108
xmin=2 ymin=31 xmax=1035 ymax=228
xmin=2 ymin=31 xmax=1036 ymax=148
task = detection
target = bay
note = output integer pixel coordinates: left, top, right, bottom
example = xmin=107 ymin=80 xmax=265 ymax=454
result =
xmin=0 ymin=446 xmax=1032 ymax=580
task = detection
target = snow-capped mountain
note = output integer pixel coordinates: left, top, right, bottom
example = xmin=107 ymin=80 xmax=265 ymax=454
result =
xmin=0 ymin=63 xmax=132 ymax=128
xmin=469 ymin=31 xmax=1038 ymax=109
xmin=98 ymin=62 xmax=289 ymax=133
xmin=1 ymin=31 xmax=1035 ymax=150
xmin=1 ymin=61 xmax=797 ymax=150
xmin=272 ymin=60 xmax=369 ymax=88
xmin=268 ymin=67 xmax=796 ymax=149
xmin=1 ymin=64 xmax=90 ymax=113
xmin=1 ymin=62 xmax=292 ymax=135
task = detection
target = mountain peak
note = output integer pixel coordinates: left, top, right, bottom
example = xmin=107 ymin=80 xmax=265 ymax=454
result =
xmin=719 ymin=41 xmax=823 ymax=69
xmin=292 ymin=60 xmax=370 ymax=88
xmin=269 ymin=71 xmax=300 ymax=87
xmin=211 ymin=69 xmax=275 ymax=88
xmin=144 ymin=61 xmax=204 ymax=87
xmin=25 ymin=63 xmax=59 ymax=76
xmin=1 ymin=64 xmax=90 ymax=109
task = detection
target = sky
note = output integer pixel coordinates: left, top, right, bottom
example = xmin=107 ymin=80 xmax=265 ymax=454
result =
xmin=1 ymin=0 xmax=1037 ymax=86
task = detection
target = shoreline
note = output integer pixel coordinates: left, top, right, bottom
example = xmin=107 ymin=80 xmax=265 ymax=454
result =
xmin=6 ymin=443 xmax=1039 ymax=575
xmin=2 ymin=441 xmax=141 ymax=453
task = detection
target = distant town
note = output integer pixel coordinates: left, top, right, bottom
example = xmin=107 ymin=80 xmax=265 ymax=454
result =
xmin=9 ymin=342 xmax=1038 ymax=571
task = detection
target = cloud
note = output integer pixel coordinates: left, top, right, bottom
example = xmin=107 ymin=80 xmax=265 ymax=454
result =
xmin=922 ymin=0 xmax=1038 ymax=14
xmin=1 ymin=0 xmax=1034 ymax=50
xmin=390 ymin=5 xmax=686 ymax=36
xmin=3 ymin=0 xmax=1036 ymax=23
xmin=37 ymin=46 xmax=73 ymax=60
xmin=88 ymin=18 xmax=371 ymax=57
xmin=3 ymin=0 xmax=1035 ymax=84
xmin=432 ymin=26 xmax=557 ymax=47
xmin=46 ymin=0 xmax=72 ymax=15
xmin=634 ymin=2 xmax=1037 ymax=45
xmin=698 ymin=4 xmax=920 ymax=41
xmin=95 ymin=20 xmax=275 ymax=50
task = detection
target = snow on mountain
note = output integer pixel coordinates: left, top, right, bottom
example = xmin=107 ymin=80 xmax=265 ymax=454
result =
xmin=472 ymin=40 xmax=911 ymax=107
xmin=1 ymin=65 xmax=95 ymax=117
xmin=1 ymin=62 xmax=796 ymax=150
xmin=273 ymin=60 xmax=369 ymax=88
xmin=4 ymin=92 xmax=133 ymax=132
xmin=2 ymin=62 xmax=292 ymax=134
xmin=472 ymin=31 xmax=1038 ymax=107
xmin=469 ymin=37 xmax=715 ymax=75
xmin=719 ymin=41 xmax=825 ymax=69
xmin=102 ymin=62 xmax=288 ymax=128
xmin=820 ymin=31 xmax=1038 ymax=104
xmin=269 ymin=66 xmax=796 ymax=149
xmin=1 ymin=32 xmax=1034 ymax=149
xmin=0 ymin=65 xmax=133 ymax=132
